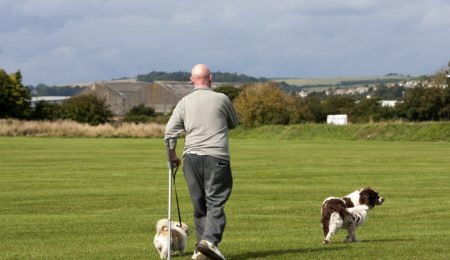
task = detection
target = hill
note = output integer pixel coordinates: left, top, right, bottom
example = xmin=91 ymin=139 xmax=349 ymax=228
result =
xmin=272 ymin=75 xmax=412 ymax=92
xmin=137 ymin=71 xmax=266 ymax=83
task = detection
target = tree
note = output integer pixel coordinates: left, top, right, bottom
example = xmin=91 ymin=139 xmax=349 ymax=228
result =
xmin=0 ymin=69 xmax=31 ymax=119
xmin=323 ymin=95 xmax=355 ymax=117
xmin=398 ymin=86 xmax=446 ymax=121
xmin=31 ymin=101 xmax=61 ymax=120
xmin=285 ymin=94 xmax=319 ymax=123
xmin=59 ymin=94 xmax=113 ymax=125
xmin=352 ymin=97 xmax=394 ymax=123
xmin=123 ymin=104 xmax=156 ymax=123
xmin=127 ymin=104 xmax=155 ymax=117
xmin=439 ymin=85 xmax=450 ymax=119
xmin=234 ymin=82 xmax=290 ymax=126
xmin=213 ymin=85 xmax=242 ymax=101
xmin=304 ymin=96 xmax=327 ymax=123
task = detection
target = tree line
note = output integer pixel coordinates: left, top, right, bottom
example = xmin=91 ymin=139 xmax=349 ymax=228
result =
xmin=1 ymin=67 xmax=449 ymax=126
xmin=1 ymin=69 xmax=112 ymax=125
xmin=221 ymin=82 xmax=450 ymax=126
xmin=137 ymin=70 xmax=266 ymax=83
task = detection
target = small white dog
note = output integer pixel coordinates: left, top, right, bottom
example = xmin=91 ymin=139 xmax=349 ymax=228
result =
xmin=153 ymin=219 xmax=189 ymax=259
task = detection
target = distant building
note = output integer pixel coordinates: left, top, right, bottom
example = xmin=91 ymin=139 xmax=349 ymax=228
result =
xmin=380 ymin=100 xmax=398 ymax=107
xmin=30 ymin=96 xmax=70 ymax=108
xmin=82 ymin=80 xmax=156 ymax=116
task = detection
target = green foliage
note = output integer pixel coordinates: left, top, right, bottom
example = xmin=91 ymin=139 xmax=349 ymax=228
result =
xmin=59 ymin=94 xmax=113 ymax=125
xmin=323 ymin=95 xmax=356 ymax=116
xmin=137 ymin=71 xmax=190 ymax=82
xmin=211 ymin=71 xmax=264 ymax=83
xmin=302 ymin=96 xmax=327 ymax=123
xmin=397 ymin=86 xmax=448 ymax=121
xmin=352 ymin=97 xmax=394 ymax=123
xmin=370 ymin=84 xmax=405 ymax=100
xmin=137 ymin=71 xmax=264 ymax=83
xmin=31 ymin=101 xmax=60 ymax=120
xmin=213 ymin=85 xmax=242 ymax=101
xmin=230 ymin=122 xmax=450 ymax=141
xmin=122 ymin=104 xmax=166 ymax=124
xmin=232 ymin=79 xmax=449 ymax=125
xmin=127 ymin=104 xmax=155 ymax=117
xmin=0 ymin=69 xmax=31 ymax=119
xmin=441 ymin=85 xmax=450 ymax=119
xmin=284 ymin=95 xmax=315 ymax=124
xmin=234 ymin=82 xmax=290 ymax=126
xmin=122 ymin=115 xmax=152 ymax=123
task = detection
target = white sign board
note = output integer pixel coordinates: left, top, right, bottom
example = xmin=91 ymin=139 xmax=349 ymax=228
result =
xmin=327 ymin=114 xmax=348 ymax=125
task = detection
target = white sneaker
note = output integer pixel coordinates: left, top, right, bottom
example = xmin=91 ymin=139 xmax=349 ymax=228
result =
xmin=192 ymin=250 xmax=208 ymax=260
xmin=196 ymin=240 xmax=225 ymax=260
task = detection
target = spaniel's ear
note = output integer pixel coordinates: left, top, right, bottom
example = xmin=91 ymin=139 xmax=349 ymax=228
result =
xmin=359 ymin=189 xmax=370 ymax=205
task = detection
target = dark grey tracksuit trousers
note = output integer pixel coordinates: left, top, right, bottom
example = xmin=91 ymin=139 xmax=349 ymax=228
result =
xmin=183 ymin=154 xmax=233 ymax=245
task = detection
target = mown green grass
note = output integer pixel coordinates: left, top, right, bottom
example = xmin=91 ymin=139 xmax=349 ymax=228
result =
xmin=1 ymin=137 xmax=450 ymax=259
xmin=231 ymin=122 xmax=450 ymax=142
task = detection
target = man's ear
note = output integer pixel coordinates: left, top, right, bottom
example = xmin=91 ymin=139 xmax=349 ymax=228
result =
xmin=190 ymin=76 xmax=194 ymax=83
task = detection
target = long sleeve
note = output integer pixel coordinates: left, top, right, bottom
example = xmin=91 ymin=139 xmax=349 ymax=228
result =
xmin=164 ymin=100 xmax=185 ymax=149
xmin=166 ymin=89 xmax=236 ymax=161
xmin=224 ymin=97 xmax=239 ymax=129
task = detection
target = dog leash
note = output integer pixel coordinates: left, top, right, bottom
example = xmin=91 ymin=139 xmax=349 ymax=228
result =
xmin=171 ymin=164 xmax=183 ymax=228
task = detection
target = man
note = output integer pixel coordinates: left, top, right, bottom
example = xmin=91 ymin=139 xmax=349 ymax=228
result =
xmin=164 ymin=64 xmax=239 ymax=260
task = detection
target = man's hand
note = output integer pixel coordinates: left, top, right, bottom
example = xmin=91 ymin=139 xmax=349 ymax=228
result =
xmin=169 ymin=149 xmax=181 ymax=168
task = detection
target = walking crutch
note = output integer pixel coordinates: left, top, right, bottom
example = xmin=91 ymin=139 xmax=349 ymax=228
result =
xmin=165 ymin=143 xmax=173 ymax=260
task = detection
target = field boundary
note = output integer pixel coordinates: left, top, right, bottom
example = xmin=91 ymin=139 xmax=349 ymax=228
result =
xmin=1 ymin=119 xmax=449 ymax=141
xmin=0 ymin=119 xmax=165 ymax=138
xmin=230 ymin=122 xmax=450 ymax=142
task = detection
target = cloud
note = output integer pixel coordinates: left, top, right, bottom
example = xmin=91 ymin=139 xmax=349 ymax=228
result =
xmin=1 ymin=0 xmax=449 ymax=85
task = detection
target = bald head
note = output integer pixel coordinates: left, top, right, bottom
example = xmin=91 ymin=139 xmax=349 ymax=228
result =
xmin=191 ymin=64 xmax=212 ymax=88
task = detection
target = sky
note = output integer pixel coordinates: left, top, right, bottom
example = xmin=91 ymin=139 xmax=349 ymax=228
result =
xmin=1 ymin=0 xmax=449 ymax=85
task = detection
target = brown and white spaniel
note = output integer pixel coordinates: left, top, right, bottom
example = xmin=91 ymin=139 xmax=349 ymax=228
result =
xmin=321 ymin=187 xmax=384 ymax=244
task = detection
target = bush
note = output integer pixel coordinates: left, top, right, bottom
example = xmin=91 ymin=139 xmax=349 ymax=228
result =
xmin=214 ymin=85 xmax=242 ymax=101
xmin=31 ymin=101 xmax=61 ymax=120
xmin=122 ymin=115 xmax=151 ymax=123
xmin=234 ymin=82 xmax=290 ymax=126
xmin=126 ymin=104 xmax=155 ymax=117
xmin=59 ymin=94 xmax=113 ymax=125
xmin=0 ymin=70 xmax=31 ymax=119
xmin=397 ymin=86 xmax=448 ymax=121
xmin=123 ymin=104 xmax=157 ymax=123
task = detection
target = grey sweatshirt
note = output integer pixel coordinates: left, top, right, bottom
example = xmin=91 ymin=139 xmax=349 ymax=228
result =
xmin=164 ymin=88 xmax=239 ymax=161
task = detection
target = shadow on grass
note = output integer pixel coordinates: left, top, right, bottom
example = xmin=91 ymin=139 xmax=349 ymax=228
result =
xmin=357 ymin=238 xmax=415 ymax=243
xmin=227 ymin=246 xmax=346 ymax=259
xmin=180 ymin=239 xmax=413 ymax=259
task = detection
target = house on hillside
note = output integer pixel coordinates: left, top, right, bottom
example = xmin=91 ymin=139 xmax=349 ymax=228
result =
xmin=82 ymin=79 xmax=237 ymax=116
xmin=380 ymin=100 xmax=398 ymax=107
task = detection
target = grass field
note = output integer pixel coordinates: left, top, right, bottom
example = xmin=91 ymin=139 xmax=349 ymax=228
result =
xmin=1 ymin=137 xmax=450 ymax=259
